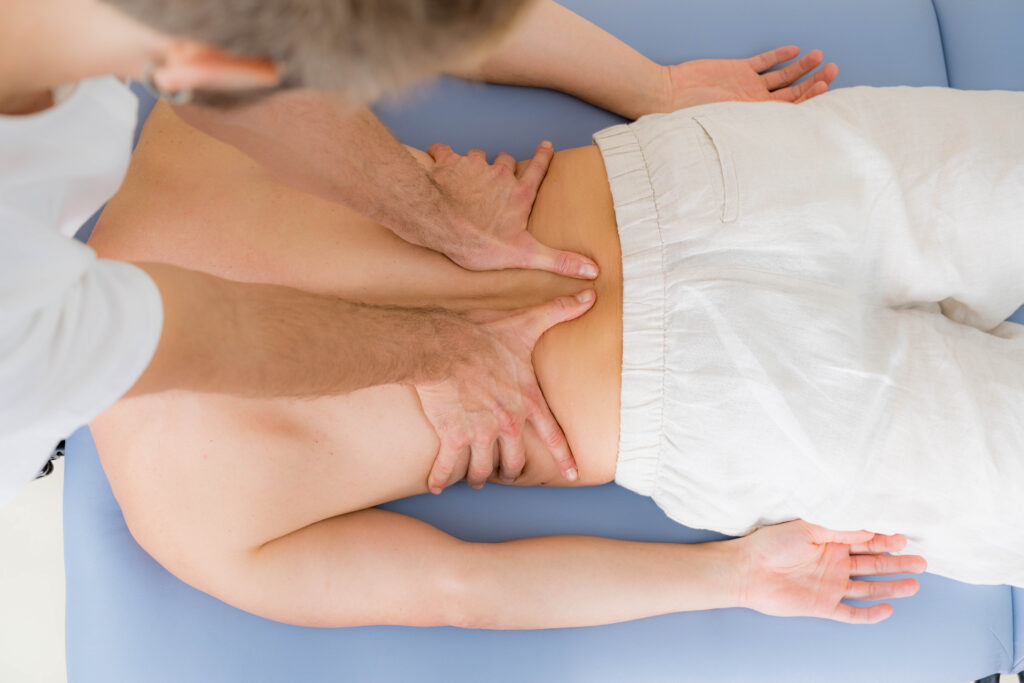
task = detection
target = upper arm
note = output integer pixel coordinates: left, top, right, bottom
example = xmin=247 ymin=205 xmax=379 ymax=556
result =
xmin=206 ymin=507 xmax=473 ymax=628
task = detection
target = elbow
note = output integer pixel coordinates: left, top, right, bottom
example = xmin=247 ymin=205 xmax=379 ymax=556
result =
xmin=433 ymin=544 xmax=498 ymax=630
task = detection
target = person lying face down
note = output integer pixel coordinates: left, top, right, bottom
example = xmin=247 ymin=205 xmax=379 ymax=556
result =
xmin=0 ymin=0 xmax=840 ymax=507
xmin=116 ymin=78 xmax=1024 ymax=628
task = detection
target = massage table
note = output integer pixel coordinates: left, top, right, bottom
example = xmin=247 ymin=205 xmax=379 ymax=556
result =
xmin=65 ymin=1 xmax=1024 ymax=680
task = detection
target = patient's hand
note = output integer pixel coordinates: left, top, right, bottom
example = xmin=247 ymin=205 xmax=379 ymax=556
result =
xmin=736 ymin=520 xmax=926 ymax=624
xmin=417 ymin=289 xmax=596 ymax=494
xmin=424 ymin=141 xmax=599 ymax=280
xmin=654 ymin=46 xmax=838 ymax=114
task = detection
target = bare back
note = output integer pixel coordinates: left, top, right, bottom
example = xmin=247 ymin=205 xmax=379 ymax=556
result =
xmin=89 ymin=104 xmax=623 ymax=567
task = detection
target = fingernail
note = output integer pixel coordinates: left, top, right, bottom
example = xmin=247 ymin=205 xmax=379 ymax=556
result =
xmin=579 ymin=263 xmax=598 ymax=279
xmin=576 ymin=290 xmax=595 ymax=304
xmin=430 ymin=487 xmax=442 ymax=495
xmin=471 ymin=483 xmax=484 ymax=490
xmin=565 ymin=467 xmax=578 ymax=482
xmin=500 ymin=476 xmax=515 ymax=484
xmin=541 ymin=140 xmax=553 ymax=149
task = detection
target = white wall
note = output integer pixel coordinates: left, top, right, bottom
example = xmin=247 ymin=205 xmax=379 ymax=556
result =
xmin=0 ymin=460 xmax=67 ymax=683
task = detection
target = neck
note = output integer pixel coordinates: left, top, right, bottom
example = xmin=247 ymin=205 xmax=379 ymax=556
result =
xmin=0 ymin=0 xmax=168 ymax=114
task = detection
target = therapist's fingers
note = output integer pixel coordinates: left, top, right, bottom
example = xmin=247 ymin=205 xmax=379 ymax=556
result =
xmin=510 ymin=292 xmax=598 ymax=482
xmin=516 ymin=140 xmax=555 ymax=195
xmin=466 ymin=438 xmax=495 ymax=489
xmin=493 ymin=152 xmax=516 ymax=173
xmin=427 ymin=143 xmax=457 ymax=163
xmin=516 ymin=290 xmax=596 ymax=347
xmin=427 ymin=437 xmax=466 ymax=495
xmin=514 ymin=231 xmax=599 ymax=279
xmin=497 ymin=429 xmax=527 ymax=483
xmin=525 ymin=389 xmax=577 ymax=482
xmin=466 ymin=148 xmax=487 ymax=161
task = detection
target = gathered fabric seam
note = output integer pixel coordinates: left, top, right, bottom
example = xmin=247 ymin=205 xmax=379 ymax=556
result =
xmin=626 ymin=122 xmax=669 ymax=500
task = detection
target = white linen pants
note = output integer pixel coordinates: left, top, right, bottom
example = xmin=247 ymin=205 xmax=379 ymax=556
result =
xmin=596 ymin=86 xmax=1024 ymax=586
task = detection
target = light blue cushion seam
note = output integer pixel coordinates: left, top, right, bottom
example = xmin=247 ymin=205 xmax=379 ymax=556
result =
xmin=929 ymin=0 xmax=953 ymax=87
xmin=1012 ymin=587 xmax=1023 ymax=671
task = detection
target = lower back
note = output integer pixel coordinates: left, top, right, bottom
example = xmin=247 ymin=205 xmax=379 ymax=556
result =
xmin=89 ymin=104 xmax=623 ymax=557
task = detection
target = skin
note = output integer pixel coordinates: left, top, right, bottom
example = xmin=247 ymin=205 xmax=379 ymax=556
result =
xmin=90 ymin=106 xmax=923 ymax=630
xmin=0 ymin=0 xmax=595 ymax=489
xmin=0 ymin=0 xmax=838 ymax=490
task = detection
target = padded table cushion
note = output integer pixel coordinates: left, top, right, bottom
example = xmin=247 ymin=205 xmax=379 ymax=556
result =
xmin=933 ymin=0 xmax=1024 ymax=91
xmin=64 ymin=1 xmax=1024 ymax=680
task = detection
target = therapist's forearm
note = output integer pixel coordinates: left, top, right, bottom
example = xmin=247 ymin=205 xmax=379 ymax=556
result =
xmin=448 ymin=0 xmax=669 ymax=120
xmin=174 ymin=96 xmax=450 ymax=249
xmin=127 ymin=262 xmax=467 ymax=398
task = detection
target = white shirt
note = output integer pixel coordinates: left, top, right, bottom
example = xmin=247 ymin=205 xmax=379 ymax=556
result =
xmin=0 ymin=76 xmax=163 ymax=507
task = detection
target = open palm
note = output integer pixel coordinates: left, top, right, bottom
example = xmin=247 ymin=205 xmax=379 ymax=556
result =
xmin=738 ymin=520 xmax=926 ymax=624
xmin=664 ymin=46 xmax=839 ymax=111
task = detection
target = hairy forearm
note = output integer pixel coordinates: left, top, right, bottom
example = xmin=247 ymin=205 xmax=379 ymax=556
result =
xmin=174 ymin=96 xmax=449 ymax=248
xmin=128 ymin=262 xmax=470 ymax=398
xmin=453 ymin=535 xmax=742 ymax=629
xmin=449 ymin=0 xmax=669 ymax=120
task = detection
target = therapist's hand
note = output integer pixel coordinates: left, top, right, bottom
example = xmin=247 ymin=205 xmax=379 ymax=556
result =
xmin=654 ymin=46 xmax=838 ymax=113
xmin=415 ymin=289 xmax=596 ymax=494
xmin=422 ymin=141 xmax=599 ymax=280
xmin=737 ymin=520 xmax=926 ymax=624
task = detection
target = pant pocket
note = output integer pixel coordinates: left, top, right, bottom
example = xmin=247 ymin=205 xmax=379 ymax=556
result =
xmin=693 ymin=116 xmax=740 ymax=223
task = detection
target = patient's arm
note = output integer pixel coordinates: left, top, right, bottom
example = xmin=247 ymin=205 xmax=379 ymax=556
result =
xmin=196 ymin=509 xmax=922 ymax=629
xmin=449 ymin=1 xmax=837 ymax=119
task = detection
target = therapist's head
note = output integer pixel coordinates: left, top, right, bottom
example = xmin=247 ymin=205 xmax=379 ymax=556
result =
xmin=103 ymin=0 xmax=532 ymax=107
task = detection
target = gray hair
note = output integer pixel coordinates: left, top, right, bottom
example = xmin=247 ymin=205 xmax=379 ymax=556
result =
xmin=105 ymin=0 xmax=532 ymax=106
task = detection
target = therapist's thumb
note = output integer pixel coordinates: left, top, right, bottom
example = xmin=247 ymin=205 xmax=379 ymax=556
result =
xmin=518 ymin=290 xmax=596 ymax=346
xmin=522 ymin=241 xmax=600 ymax=280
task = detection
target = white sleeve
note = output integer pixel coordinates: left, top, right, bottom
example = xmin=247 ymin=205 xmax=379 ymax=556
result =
xmin=0 ymin=212 xmax=162 ymax=507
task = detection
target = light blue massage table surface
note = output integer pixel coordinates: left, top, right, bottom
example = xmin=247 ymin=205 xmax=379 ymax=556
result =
xmin=64 ymin=1 xmax=1024 ymax=681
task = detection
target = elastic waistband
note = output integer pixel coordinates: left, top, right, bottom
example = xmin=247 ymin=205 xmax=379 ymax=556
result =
xmin=593 ymin=123 xmax=667 ymax=496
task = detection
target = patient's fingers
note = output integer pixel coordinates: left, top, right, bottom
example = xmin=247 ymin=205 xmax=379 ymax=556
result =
xmin=802 ymin=523 xmax=874 ymax=547
xmin=467 ymin=148 xmax=487 ymax=161
xmin=848 ymin=532 xmax=906 ymax=555
xmin=830 ymin=601 xmax=894 ymax=625
xmin=762 ymin=49 xmax=824 ymax=90
xmin=850 ymin=553 xmax=927 ymax=577
xmin=844 ymin=578 xmax=920 ymax=602
xmin=746 ymin=45 xmax=800 ymax=74
xmin=775 ymin=63 xmax=838 ymax=103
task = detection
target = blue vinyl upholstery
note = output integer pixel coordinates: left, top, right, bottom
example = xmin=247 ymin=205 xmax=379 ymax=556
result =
xmin=64 ymin=1 xmax=1024 ymax=680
